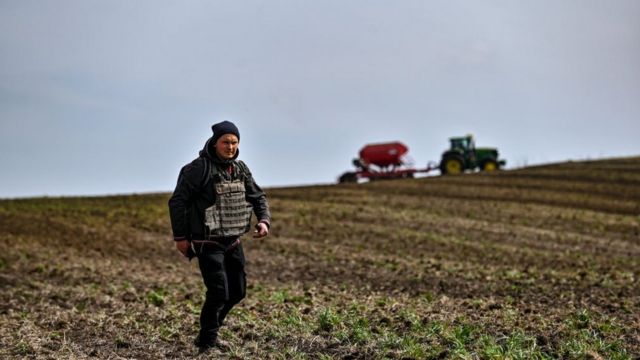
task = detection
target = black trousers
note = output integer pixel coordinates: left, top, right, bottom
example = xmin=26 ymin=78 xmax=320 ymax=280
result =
xmin=196 ymin=240 xmax=246 ymax=342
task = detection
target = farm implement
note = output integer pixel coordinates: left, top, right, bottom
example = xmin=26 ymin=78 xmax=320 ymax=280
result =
xmin=338 ymin=135 xmax=506 ymax=183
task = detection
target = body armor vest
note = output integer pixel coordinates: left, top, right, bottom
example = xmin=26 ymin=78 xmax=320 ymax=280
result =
xmin=204 ymin=173 xmax=253 ymax=238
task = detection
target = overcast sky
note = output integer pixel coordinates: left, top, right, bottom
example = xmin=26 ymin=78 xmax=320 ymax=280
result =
xmin=1 ymin=0 xmax=639 ymax=198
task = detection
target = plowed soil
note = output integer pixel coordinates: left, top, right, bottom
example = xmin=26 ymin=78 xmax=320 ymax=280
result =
xmin=1 ymin=157 xmax=638 ymax=359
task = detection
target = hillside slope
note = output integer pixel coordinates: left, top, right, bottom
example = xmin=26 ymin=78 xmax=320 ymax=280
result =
xmin=1 ymin=156 xmax=638 ymax=359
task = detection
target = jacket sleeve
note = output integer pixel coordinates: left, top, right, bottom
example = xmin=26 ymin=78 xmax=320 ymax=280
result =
xmin=168 ymin=159 xmax=205 ymax=240
xmin=242 ymin=162 xmax=272 ymax=227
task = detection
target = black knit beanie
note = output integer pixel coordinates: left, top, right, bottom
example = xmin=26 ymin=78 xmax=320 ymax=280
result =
xmin=211 ymin=121 xmax=240 ymax=144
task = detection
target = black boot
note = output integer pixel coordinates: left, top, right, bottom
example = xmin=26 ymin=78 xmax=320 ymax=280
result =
xmin=194 ymin=334 xmax=230 ymax=353
xmin=194 ymin=334 xmax=217 ymax=350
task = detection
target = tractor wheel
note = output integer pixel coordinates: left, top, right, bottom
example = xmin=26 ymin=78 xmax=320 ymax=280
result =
xmin=338 ymin=172 xmax=358 ymax=183
xmin=440 ymin=156 xmax=464 ymax=175
xmin=482 ymin=159 xmax=499 ymax=172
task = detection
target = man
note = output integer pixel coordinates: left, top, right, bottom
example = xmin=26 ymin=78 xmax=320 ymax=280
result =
xmin=168 ymin=121 xmax=271 ymax=351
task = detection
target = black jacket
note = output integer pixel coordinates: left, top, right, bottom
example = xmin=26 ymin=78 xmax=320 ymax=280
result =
xmin=168 ymin=137 xmax=271 ymax=241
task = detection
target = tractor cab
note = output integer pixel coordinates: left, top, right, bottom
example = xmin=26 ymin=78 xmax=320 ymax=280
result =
xmin=449 ymin=135 xmax=477 ymax=166
xmin=450 ymin=135 xmax=475 ymax=153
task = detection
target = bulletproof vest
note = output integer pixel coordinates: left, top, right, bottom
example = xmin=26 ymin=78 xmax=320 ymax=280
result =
xmin=204 ymin=164 xmax=253 ymax=238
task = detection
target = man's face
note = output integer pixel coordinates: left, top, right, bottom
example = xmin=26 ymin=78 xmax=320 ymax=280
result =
xmin=214 ymin=134 xmax=239 ymax=160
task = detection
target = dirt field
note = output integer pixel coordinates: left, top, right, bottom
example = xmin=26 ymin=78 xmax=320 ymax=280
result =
xmin=1 ymin=157 xmax=638 ymax=359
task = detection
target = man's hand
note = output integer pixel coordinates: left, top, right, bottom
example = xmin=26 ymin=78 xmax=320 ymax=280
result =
xmin=253 ymin=222 xmax=269 ymax=238
xmin=175 ymin=239 xmax=190 ymax=257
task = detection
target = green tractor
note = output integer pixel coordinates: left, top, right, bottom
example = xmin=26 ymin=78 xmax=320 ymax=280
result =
xmin=439 ymin=135 xmax=506 ymax=175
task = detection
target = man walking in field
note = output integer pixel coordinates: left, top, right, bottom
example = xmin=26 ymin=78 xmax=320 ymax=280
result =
xmin=168 ymin=121 xmax=271 ymax=351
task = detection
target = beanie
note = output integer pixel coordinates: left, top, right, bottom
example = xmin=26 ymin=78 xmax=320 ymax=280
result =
xmin=211 ymin=121 xmax=240 ymax=144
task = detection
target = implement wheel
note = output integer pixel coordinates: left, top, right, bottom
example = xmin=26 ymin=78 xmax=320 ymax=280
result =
xmin=338 ymin=172 xmax=358 ymax=183
xmin=440 ymin=156 xmax=464 ymax=175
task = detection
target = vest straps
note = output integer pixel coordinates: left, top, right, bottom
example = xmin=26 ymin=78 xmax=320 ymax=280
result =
xmin=201 ymin=157 xmax=249 ymax=187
